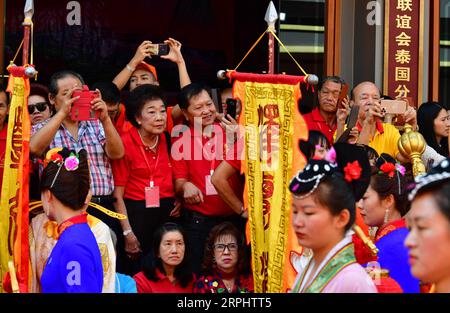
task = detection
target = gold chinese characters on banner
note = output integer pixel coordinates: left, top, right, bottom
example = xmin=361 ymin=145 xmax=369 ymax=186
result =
xmin=384 ymin=0 xmax=424 ymax=106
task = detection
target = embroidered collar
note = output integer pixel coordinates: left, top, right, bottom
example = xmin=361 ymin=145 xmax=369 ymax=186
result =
xmin=294 ymin=231 xmax=355 ymax=293
xmin=57 ymin=212 xmax=88 ymax=237
xmin=375 ymin=218 xmax=407 ymax=242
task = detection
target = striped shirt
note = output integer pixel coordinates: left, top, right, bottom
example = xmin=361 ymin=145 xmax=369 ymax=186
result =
xmin=32 ymin=119 xmax=114 ymax=196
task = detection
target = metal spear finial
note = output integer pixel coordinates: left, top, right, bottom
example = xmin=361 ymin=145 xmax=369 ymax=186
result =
xmin=264 ymin=1 xmax=278 ymax=28
xmin=24 ymin=0 xmax=34 ymax=21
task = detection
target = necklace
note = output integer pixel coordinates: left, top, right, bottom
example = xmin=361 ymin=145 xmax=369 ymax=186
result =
xmin=223 ymin=280 xmax=234 ymax=293
xmin=138 ymin=130 xmax=159 ymax=150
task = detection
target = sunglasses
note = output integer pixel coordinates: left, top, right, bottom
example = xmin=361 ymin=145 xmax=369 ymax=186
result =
xmin=28 ymin=102 xmax=48 ymax=114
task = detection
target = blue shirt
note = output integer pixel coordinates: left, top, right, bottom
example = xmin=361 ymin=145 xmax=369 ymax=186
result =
xmin=41 ymin=223 xmax=103 ymax=293
xmin=377 ymin=227 xmax=420 ymax=293
xmin=115 ymin=273 xmax=137 ymax=293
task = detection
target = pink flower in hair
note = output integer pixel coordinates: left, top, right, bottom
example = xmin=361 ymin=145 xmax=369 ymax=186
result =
xmin=396 ymin=164 xmax=406 ymax=176
xmin=324 ymin=147 xmax=337 ymax=164
xmin=64 ymin=155 xmax=79 ymax=171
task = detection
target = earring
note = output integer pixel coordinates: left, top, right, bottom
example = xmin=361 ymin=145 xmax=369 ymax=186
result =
xmin=384 ymin=208 xmax=390 ymax=224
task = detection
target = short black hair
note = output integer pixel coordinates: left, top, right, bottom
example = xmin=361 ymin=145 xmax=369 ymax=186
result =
xmin=177 ymin=82 xmax=212 ymax=110
xmin=318 ymin=76 xmax=345 ymax=92
xmin=92 ymin=81 xmax=121 ymax=105
xmin=125 ymin=84 xmax=166 ymax=128
xmin=48 ymin=70 xmax=85 ymax=95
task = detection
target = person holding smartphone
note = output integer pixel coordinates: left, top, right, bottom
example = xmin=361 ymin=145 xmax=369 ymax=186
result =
xmin=30 ymin=70 xmax=124 ymax=228
xmin=113 ymin=38 xmax=191 ymax=133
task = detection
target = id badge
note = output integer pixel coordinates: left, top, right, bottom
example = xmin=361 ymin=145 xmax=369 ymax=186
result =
xmin=145 ymin=183 xmax=160 ymax=208
xmin=205 ymin=175 xmax=218 ymax=196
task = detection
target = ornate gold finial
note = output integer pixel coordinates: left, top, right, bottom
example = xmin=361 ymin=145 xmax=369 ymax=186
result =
xmin=353 ymin=225 xmax=379 ymax=256
xmin=398 ymin=123 xmax=426 ymax=177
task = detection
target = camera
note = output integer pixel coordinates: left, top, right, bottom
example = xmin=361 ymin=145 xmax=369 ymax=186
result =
xmin=149 ymin=43 xmax=169 ymax=56
xmin=71 ymin=85 xmax=99 ymax=121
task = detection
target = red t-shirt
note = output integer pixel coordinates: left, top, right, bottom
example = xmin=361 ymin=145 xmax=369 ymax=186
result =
xmin=134 ymin=270 xmax=194 ymax=293
xmin=224 ymin=137 xmax=245 ymax=171
xmin=302 ymin=107 xmax=337 ymax=144
xmin=113 ymin=104 xmax=133 ymax=135
xmin=171 ymin=124 xmax=242 ymax=217
xmin=0 ymin=125 xmax=7 ymax=193
xmin=112 ymin=127 xmax=174 ymax=200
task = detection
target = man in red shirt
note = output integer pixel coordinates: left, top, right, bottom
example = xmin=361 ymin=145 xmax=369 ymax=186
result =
xmin=302 ymin=76 xmax=345 ymax=144
xmin=0 ymin=88 xmax=10 ymax=197
xmin=172 ymin=83 xmax=244 ymax=274
xmin=113 ymin=38 xmax=190 ymax=133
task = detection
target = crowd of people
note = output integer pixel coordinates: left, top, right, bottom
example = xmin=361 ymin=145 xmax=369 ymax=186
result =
xmin=1 ymin=37 xmax=450 ymax=293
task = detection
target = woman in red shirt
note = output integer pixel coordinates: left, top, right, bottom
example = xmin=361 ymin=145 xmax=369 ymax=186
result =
xmin=134 ymin=222 xmax=195 ymax=293
xmin=112 ymin=85 xmax=179 ymax=275
xmin=194 ymin=222 xmax=253 ymax=293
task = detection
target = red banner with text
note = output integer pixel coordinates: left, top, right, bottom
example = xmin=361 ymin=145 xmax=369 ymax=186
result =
xmin=384 ymin=0 xmax=424 ymax=107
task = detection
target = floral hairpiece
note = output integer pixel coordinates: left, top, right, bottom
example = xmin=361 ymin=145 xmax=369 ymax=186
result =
xmin=343 ymin=160 xmax=362 ymax=182
xmin=379 ymin=162 xmax=406 ymax=178
xmin=43 ymin=148 xmax=80 ymax=189
xmin=64 ymin=153 xmax=79 ymax=171
xmin=324 ymin=147 xmax=337 ymax=164
xmin=43 ymin=148 xmax=64 ymax=169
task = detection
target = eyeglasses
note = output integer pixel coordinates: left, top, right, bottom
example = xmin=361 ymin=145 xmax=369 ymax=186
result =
xmin=28 ymin=102 xmax=48 ymax=114
xmin=213 ymin=243 xmax=238 ymax=253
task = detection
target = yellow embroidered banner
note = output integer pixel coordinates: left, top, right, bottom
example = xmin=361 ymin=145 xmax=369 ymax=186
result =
xmin=232 ymin=72 xmax=307 ymax=292
xmin=0 ymin=67 xmax=30 ymax=292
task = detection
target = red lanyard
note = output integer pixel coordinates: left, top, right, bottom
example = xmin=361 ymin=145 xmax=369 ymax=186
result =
xmin=139 ymin=138 xmax=160 ymax=187
xmin=195 ymin=134 xmax=218 ymax=176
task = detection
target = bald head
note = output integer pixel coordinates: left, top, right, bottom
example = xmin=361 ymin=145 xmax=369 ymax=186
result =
xmin=351 ymin=81 xmax=381 ymax=102
xmin=351 ymin=81 xmax=382 ymax=122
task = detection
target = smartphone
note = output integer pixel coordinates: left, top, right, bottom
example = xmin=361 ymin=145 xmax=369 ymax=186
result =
xmin=71 ymin=85 xmax=99 ymax=121
xmin=226 ymin=98 xmax=237 ymax=119
xmin=149 ymin=43 xmax=169 ymax=56
xmin=380 ymin=99 xmax=407 ymax=115
xmin=337 ymin=83 xmax=349 ymax=109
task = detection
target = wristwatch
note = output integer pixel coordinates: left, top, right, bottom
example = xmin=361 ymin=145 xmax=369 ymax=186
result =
xmin=125 ymin=64 xmax=135 ymax=73
xmin=123 ymin=229 xmax=133 ymax=236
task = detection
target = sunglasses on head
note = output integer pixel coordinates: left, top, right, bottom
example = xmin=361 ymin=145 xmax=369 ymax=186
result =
xmin=28 ymin=102 xmax=48 ymax=114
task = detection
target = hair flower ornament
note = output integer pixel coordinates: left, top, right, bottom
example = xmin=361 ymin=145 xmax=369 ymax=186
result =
xmin=395 ymin=164 xmax=406 ymax=176
xmin=43 ymin=147 xmax=64 ymax=169
xmin=64 ymin=153 xmax=80 ymax=171
xmin=50 ymin=152 xmax=63 ymax=164
xmin=344 ymin=161 xmax=362 ymax=182
xmin=324 ymin=147 xmax=337 ymax=164
xmin=380 ymin=162 xmax=396 ymax=178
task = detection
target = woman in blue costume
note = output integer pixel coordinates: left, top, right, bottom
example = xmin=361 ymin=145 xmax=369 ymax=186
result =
xmin=357 ymin=153 xmax=420 ymax=293
xmin=40 ymin=148 xmax=103 ymax=293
